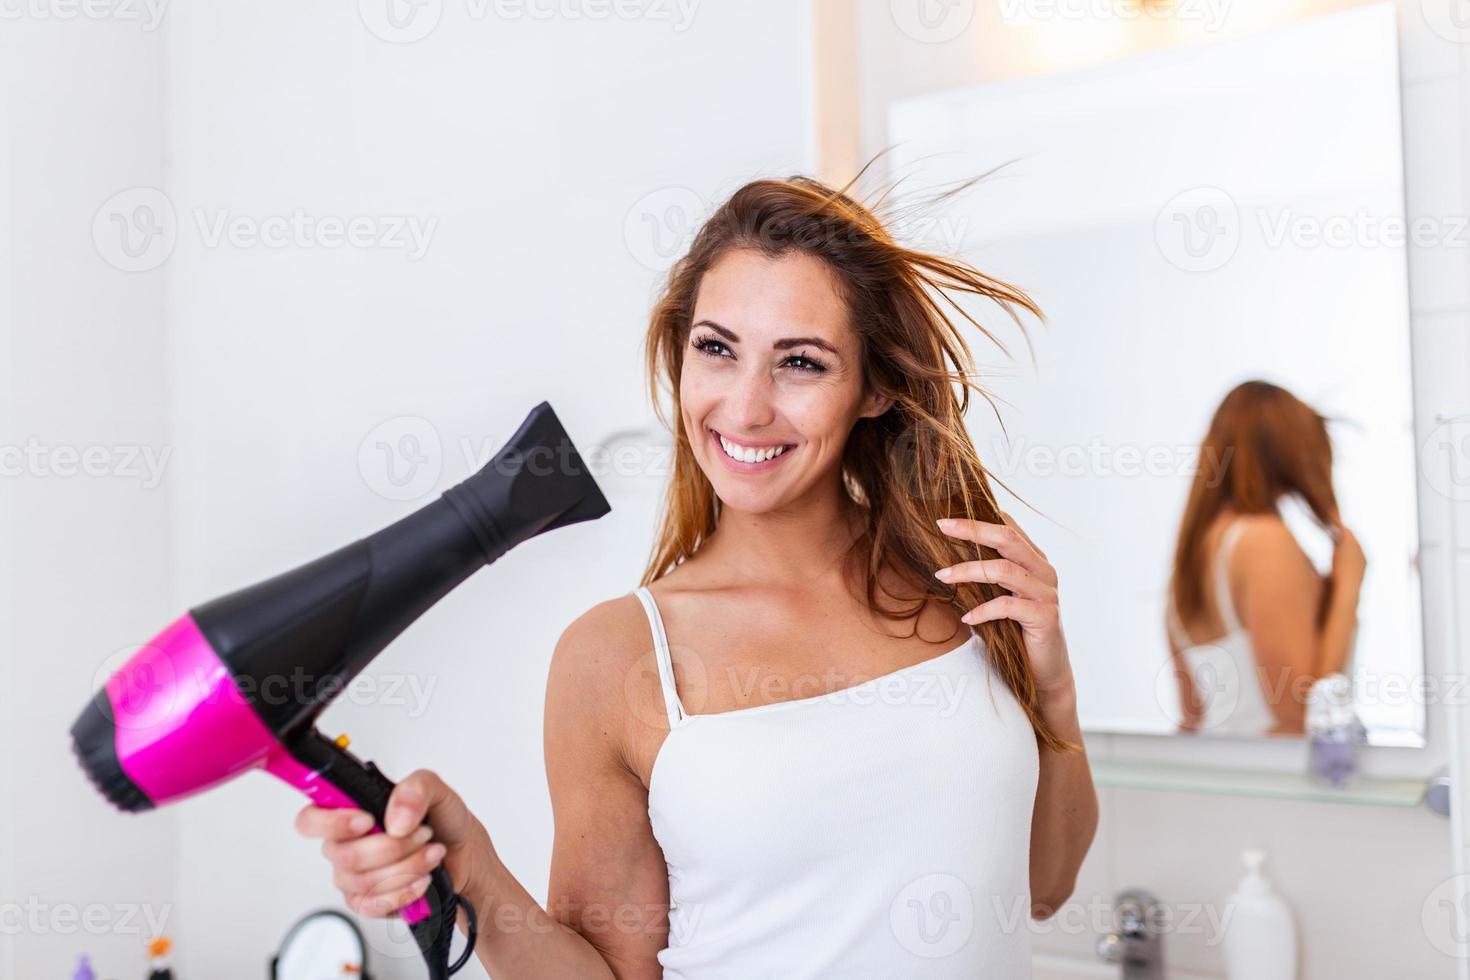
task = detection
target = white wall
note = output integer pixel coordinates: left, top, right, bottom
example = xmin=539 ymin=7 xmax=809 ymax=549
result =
xmin=838 ymin=1 xmax=1468 ymax=976
xmin=2 ymin=9 xmax=178 ymax=980
xmin=2 ymin=33 xmax=13 ymax=978
xmin=155 ymin=4 xmax=810 ymax=977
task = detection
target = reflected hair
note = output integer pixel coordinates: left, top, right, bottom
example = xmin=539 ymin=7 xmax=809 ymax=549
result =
xmin=638 ymin=153 xmax=1077 ymax=753
xmin=1168 ymin=379 xmax=1338 ymax=628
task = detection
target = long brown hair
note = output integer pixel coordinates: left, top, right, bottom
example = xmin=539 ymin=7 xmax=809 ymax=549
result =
xmin=638 ymin=161 xmax=1076 ymax=753
xmin=1169 ymin=380 xmax=1338 ymax=627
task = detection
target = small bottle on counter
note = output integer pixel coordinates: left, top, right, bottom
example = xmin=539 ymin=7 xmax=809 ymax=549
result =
xmin=72 ymin=954 xmax=96 ymax=980
xmin=1305 ymin=672 xmax=1366 ymax=788
xmin=1223 ymin=849 xmax=1298 ymax=980
xmin=146 ymin=936 xmax=175 ymax=980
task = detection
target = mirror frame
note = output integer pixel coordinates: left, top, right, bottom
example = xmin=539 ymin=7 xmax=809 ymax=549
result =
xmin=270 ymin=908 xmax=372 ymax=980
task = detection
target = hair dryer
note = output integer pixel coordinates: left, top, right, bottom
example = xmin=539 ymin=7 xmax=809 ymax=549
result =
xmin=69 ymin=402 xmax=611 ymax=979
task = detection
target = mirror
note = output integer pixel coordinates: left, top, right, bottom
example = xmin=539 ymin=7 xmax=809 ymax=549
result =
xmin=271 ymin=909 xmax=371 ymax=980
xmin=889 ymin=4 xmax=1424 ymax=745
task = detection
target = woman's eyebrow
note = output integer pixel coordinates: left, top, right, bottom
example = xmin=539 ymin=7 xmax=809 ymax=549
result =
xmin=692 ymin=319 xmax=840 ymax=355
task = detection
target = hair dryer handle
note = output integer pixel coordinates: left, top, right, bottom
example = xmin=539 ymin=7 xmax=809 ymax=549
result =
xmin=284 ymin=730 xmax=478 ymax=980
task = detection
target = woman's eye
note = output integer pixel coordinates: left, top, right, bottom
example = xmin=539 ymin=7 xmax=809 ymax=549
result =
xmin=690 ymin=340 xmax=829 ymax=379
xmin=692 ymin=337 xmax=732 ymax=358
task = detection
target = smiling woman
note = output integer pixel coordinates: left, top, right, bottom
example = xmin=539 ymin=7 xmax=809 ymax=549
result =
xmin=297 ymin=163 xmax=1099 ymax=980
xmin=642 ymin=173 xmax=1078 ymax=742
xmin=609 ymin=168 xmax=1097 ymax=975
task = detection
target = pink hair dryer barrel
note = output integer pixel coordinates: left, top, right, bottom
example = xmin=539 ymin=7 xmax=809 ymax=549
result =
xmin=69 ymin=402 xmax=610 ymax=980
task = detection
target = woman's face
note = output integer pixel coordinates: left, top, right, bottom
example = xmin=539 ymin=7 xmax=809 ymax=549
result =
xmin=678 ymin=248 xmax=891 ymax=515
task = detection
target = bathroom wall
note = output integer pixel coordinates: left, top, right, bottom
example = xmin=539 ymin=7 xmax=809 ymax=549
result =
xmin=2 ymin=41 xmax=13 ymax=978
xmin=828 ymin=1 xmax=1470 ymax=976
xmin=2 ymin=10 xmax=179 ymax=980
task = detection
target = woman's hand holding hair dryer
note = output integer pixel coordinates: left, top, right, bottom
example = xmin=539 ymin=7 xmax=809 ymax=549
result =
xmin=295 ymin=769 xmax=496 ymax=921
xmin=296 ymin=770 xmax=627 ymax=979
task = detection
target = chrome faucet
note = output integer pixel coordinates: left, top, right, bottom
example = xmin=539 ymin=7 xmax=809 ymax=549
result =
xmin=1095 ymin=888 xmax=1164 ymax=979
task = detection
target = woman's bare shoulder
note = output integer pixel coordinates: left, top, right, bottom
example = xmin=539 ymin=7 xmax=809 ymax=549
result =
xmin=544 ymin=592 xmax=658 ymax=726
xmin=1229 ymin=512 xmax=1316 ymax=580
xmin=543 ymin=594 xmax=667 ymax=805
xmin=1230 ymin=512 xmax=1300 ymax=550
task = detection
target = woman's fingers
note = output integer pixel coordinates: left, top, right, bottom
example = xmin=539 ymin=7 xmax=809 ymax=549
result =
xmin=296 ymin=770 xmax=478 ymax=920
xmin=296 ymin=805 xmax=375 ymax=842
xmin=351 ymin=871 xmax=435 ymax=919
xmin=998 ymin=510 xmax=1047 ymax=561
xmin=934 ymin=516 xmax=1063 ymax=628
xmin=384 ymin=769 xmax=465 ymax=839
xmin=333 ymin=838 xmax=448 ymax=902
xmin=934 ymin=557 xmax=1055 ymax=602
xmin=936 ymin=517 xmax=1056 ymax=586
xmin=959 ymin=594 xmax=1059 ymax=629
xmin=322 ymin=824 xmax=435 ymax=874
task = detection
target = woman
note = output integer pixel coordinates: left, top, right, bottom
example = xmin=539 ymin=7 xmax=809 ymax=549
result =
xmin=296 ymin=172 xmax=1099 ymax=977
xmin=1166 ymin=380 xmax=1367 ymax=737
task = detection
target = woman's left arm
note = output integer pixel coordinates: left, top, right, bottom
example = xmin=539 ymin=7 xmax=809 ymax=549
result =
xmin=1026 ymin=680 xmax=1097 ymax=918
xmin=936 ymin=514 xmax=1100 ymax=920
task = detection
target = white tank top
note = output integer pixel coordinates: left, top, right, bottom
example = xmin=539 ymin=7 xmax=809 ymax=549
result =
xmin=1167 ymin=520 xmax=1276 ymax=736
xmin=633 ymin=586 xmax=1041 ymax=979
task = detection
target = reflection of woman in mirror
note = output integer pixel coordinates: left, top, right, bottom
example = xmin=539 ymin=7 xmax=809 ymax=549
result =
xmin=1165 ymin=381 xmax=1366 ymax=736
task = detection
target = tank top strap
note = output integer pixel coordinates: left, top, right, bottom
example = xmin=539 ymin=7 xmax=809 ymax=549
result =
xmin=1213 ymin=520 xmax=1247 ymax=633
xmin=633 ymin=586 xmax=688 ymax=729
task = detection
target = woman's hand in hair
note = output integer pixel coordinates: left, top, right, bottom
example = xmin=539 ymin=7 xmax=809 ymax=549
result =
xmin=1329 ymin=520 xmax=1366 ymax=589
xmin=933 ymin=513 xmax=1074 ymax=703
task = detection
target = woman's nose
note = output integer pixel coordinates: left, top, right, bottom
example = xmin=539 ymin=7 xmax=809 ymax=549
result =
xmin=726 ymin=367 xmax=777 ymax=429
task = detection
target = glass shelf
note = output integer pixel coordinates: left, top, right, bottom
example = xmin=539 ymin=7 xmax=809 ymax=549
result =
xmin=1092 ymin=760 xmax=1430 ymax=808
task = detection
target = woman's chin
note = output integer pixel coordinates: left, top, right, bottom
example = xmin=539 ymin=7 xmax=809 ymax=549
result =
xmin=701 ymin=473 xmax=792 ymax=516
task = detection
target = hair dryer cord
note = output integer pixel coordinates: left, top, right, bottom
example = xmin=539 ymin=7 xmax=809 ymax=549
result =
xmin=448 ymin=892 xmax=478 ymax=975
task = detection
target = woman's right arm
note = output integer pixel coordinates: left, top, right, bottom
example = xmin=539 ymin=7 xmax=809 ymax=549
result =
xmin=296 ymin=599 xmax=671 ymax=980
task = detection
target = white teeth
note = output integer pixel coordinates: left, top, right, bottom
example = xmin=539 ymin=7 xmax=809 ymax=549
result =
xmin=718 ymin=433 xmax=787 ymax=464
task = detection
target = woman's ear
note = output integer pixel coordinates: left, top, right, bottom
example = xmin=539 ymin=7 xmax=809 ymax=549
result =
xmin=859 ymin=390 xmax=894 ymax=420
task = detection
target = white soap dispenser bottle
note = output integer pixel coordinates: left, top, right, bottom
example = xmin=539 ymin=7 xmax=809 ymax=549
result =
xmin=1223 ymin=849 xmax=1297 ymax=980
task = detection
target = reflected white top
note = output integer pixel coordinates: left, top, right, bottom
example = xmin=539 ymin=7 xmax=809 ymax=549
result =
xmin=1167 ymin=520 xmax=1277 ymax=736
xmin=633 ymin=586 xmax=1040 ymax=979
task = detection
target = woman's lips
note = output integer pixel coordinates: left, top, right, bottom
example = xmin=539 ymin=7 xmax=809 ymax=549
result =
xmin=708 ymin=427 xmax=796 ymax=472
